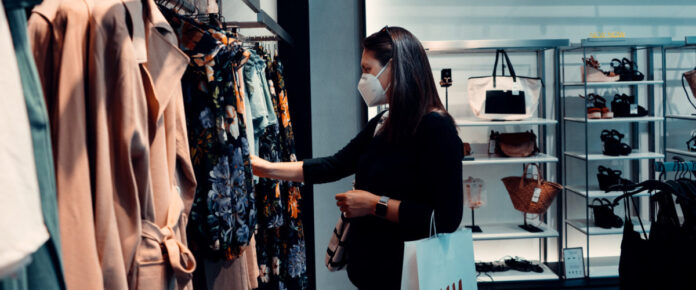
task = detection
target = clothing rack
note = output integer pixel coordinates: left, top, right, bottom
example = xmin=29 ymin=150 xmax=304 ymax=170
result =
xmin=158 ymin=0 xmax=196 ymax=14
xmin=220 ymin=0 xmax=294 ymax=46
xmin=655 ymin=160 xmax=696 ymax=172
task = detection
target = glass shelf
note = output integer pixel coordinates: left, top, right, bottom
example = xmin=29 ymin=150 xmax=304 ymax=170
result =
xmin=463 ymin=154 xmax=558 ymax=165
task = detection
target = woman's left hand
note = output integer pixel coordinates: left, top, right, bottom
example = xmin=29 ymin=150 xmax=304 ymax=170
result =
xmin=335 ymin=190 xmax=380 ymax=218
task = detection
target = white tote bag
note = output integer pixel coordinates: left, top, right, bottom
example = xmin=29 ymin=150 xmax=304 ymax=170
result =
xmin=401 ymin=213 xmax=477 ymax=290
xmin=467 ymin=50 xmax=542 ymax=121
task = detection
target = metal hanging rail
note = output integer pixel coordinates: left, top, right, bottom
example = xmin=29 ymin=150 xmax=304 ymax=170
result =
xmin=422 ymin=38 xmax=569 ymax=53
xmin=226 ymin=0 xmax=294 ymax=45
xmin=656 ymin=160 xmax=696 ymax=172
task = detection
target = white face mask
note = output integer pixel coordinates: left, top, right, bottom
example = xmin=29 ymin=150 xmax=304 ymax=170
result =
xmin=358 ymin=61 xmax=391 ymax=107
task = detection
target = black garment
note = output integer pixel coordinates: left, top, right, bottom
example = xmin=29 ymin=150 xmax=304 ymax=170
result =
xmin=619 ymin=189 xmax=696 ymax=290
xmin=303 ymin=111 xmax=464 ymax=289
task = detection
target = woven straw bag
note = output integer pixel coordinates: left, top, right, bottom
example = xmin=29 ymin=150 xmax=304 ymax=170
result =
xmin=501 ymin=163 xmax=562 ymax=214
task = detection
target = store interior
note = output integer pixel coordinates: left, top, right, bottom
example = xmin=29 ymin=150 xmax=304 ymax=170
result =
xmin=2 ymin=0 xmax=696 ymax=290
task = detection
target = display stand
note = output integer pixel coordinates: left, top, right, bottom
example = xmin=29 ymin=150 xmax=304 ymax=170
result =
xmin=423 ymin=38 xmax=569 ymax=283
xmin=559 ymin=37 xmax=670 ymax=278
xmin=519 ymin=213 xmax=543 ymax=233
xmin=465 ymin=208 xmax=482 ymax=233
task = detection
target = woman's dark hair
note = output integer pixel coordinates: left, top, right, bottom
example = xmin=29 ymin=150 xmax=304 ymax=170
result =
xmin=362 ymin=26 xmax=454 ymax=143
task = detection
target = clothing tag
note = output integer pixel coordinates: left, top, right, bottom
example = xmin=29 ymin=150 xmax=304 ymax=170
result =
xmin=511 ymin=82 xmax=522 ymax=96
xmin=531 ymin=188 xmax=542 ymax=203
xmin=489 ymin=139 xmax=497 ymax=154
xmin=630 ymin=104 xmax=638 ymax=115
xmin=512 ymin=90 xmax=520 ymax=96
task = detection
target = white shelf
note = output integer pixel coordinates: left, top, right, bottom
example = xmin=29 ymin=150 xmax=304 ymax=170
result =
xmin=462 ymin=154 xmax=558 ymax=165
xmin=469 ymin=223 xmax=559 ymax=241
xmin=456 ymin=117 xmax=557 ymax=127
xmin=566 ymin=219 xmax=651 ymax=236
xmin=566 ymin=185 xmax=651 ymax=199
xmin=666 ymin=148 xmax=696 ymax=158
xmin=666 ymin=114 xmax=696 ymax=121
xmin=564 ymin=152 xmax=664 ymax=161
xmin=564 ymin=116 xmax=663 ymax=124
xmin=477 ymin=262 xmax=558 ymax=283
xmin=563 ymin=80 xmax=664 ymax=87
xmin=587 ymin=256 xmax=620 ymax=278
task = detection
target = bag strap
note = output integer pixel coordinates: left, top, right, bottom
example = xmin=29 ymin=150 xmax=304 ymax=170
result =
xmin=492 ymin=49 xmax=518 ymax=88
xmin=682 ymin=73 xmax=696 ymax=111
xmin=520 ymin=163 xmax=543 ymax=188
xmin=429 ymin=211 xmax=438 ymax=238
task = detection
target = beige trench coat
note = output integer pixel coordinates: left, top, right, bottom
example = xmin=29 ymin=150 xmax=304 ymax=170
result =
xmin=88 ymin=0 xmax=197 ymax=288
xmin=27 ymin=1 xmax=105 ymax=289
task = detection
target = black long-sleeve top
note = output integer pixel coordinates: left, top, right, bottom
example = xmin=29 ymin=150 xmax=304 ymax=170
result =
xmin=303 ymin=111 xmax=464 ymax=289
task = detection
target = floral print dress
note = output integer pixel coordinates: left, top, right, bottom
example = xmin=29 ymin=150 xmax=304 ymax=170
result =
xmin=254 ymin=46 xmax=309 ymax=290
xmin=161 ymin=8 xmax=256 ymax=261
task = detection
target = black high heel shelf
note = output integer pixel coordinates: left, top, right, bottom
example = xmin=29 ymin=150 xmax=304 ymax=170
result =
xmin=589 ymin=198 xmax=624 ymax=229
xmin=611 ymin=57 xmax=645 ymax=81
xmin=612 ymin=94 xmax=648 ymax=117
xmin=597 ymin=165 xmax=634 ymax=191
xmin=601 ymin=129 xmax=632 ymax=156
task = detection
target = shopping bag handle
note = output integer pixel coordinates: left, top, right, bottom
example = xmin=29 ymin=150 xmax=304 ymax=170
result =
xmin=492 ymin=49 xmax=517 ymax=88
xmin=429 ymin=211 xmax=438 ymax=238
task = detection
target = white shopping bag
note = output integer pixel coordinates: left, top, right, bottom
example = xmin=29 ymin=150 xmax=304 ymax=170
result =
xmin=401 ymin=213 xmax=477 ymax=290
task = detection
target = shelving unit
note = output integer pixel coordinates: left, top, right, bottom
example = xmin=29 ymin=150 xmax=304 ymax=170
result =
xmin=664 ymin=36 xmax=696 ymax=161
xmin=423 ymin=38 xmax=569 ymax=283
xmin=559 ymin=37 xmax=670 ymax=278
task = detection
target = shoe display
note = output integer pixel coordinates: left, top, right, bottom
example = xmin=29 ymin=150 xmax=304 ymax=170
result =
xmin=612 ymin=94 xmax=648 ymax=117
xmin=581 ymin=93 xmax=613 ymax=119
xmin=601 ymin=129 xmax=632 ymax=156
xmin=504 ymin=257 xmax=544 ymax=273
xmin=582 ymin=56 xmax=620 ymax=82
xmin=589 ymin=198 xmax=624 ymax=229
xmin=597 ymin=165 xmax=634 ymax=191
xmin=611 ymin=58 xmax=645 ymax=81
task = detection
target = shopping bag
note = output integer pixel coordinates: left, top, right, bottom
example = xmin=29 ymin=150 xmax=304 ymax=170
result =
xmin=401 ymin=213 xmax=477 ymax=290
xmin=467 ymin=50 xmax=542 ymax=121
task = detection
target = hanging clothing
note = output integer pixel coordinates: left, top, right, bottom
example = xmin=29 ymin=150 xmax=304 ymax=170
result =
xmin=619 ymin=188 xmax=696 ymax=290
xmin=0 ymin=1 xmax=48 ymax=279
xmin=255 ymin=53 xmax=309 ymax=290
xmin=26 ymin=0 xmax=104 ymax=289
xmin=160 ymin=3 xmax=256 ymax=263
xmin=1 ymin=3 xmax=66 ymax=290
xmin=87 ymin=0 xmax=196 ymax=288
xmin=244 ymin=50 xmax=278 ymax=150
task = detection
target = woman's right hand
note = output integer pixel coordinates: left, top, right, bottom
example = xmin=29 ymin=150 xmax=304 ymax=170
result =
xmin=251 ymin=155 xmax=272 ymax=178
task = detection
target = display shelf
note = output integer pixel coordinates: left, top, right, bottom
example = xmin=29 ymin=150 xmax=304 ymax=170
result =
xmin=422 ymin=38 xmax=569 ymax=54
xmin=566 ymin=185 xmax=651 ymax=199
xmin=564 ymin=116 xmax=663 ymax=124
xmin=564 ymin=152 xmax=664 ymax=161
xmin=463 ymin=154 xmax=558 ymax=165
xmin=566 ymin=219 xmax=651 ymax=236
xmin=562 ymin=80 xmax=664 ymax=87
xmin=471 ymin=223 xmax=558 ymax=241
xmin=666 ymin=114 xmax=696 ymax=121
xmin=456 ymin=117 xmax=557 ymax=127
xmin=578 ymin=37 xmax=673 ymax=48
xmin=666 ymin=148 xmax=696 ymax=158
xmin=477 ymin=262 xmax=559 ymax=283
xmin=587 ymin=256 xmax=620 ymax=278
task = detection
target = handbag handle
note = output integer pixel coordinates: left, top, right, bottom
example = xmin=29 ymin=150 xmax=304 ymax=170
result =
xmin=429 ymin=211 xmax=438 ymax=238
xmin=492 ymin=50 xmax=518 ymax=88
xmin=520 ymin=163 xmax=543 ymax=188
xmin=682 ymin=73 xmax=696 ymax=111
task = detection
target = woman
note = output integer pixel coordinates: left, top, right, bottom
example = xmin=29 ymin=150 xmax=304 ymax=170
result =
xmin=252 ymin=26 xmax=463 ymax=289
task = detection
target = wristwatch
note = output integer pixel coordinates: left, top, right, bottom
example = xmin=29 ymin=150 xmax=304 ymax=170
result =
xmin=375 ymin=196 xmax=390 ymax=217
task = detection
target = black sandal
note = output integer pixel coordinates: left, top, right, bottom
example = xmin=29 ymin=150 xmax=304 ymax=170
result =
xmin=589 ymin=198 xmax=624 ymax=229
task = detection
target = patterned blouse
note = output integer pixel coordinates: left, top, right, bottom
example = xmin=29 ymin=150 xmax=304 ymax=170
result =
xmin=162 ymin=8 xmax=256 ymax=261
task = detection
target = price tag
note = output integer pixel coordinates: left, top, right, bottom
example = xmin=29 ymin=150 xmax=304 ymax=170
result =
xmin=511 ymin=82 xmax=522 ymax=96
xmin=531 ymin=187 xmax=541 ymax=203
xmin=630 ymin=104 xmax=638 ymax=115
xmin=488 ymin=139 xmax=497 ymax=154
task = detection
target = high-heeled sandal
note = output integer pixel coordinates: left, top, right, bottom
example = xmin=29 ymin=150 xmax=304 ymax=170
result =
xmin=602 ymin=129 xmax=632 ymax=156
xmin=582 ymin=56 xmax=620 ymax=82
xmin=589 ymin=198 xmax=624 ymax=229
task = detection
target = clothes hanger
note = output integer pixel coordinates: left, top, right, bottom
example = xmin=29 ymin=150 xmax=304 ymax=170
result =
xmin=609 ymin=179 xmax=692 ymax=207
